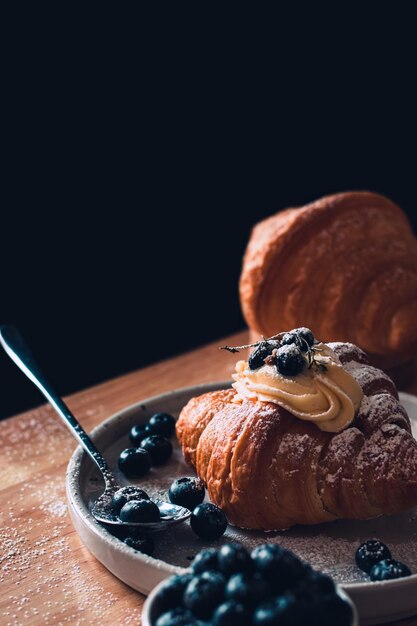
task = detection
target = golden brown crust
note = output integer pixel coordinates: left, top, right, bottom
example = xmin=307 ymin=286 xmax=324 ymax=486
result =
xmin=175 ymin=389 xmax=236 ymax=468
xmin=176 ymin=342 xmax=417 ymax=530
xmin=240 ymin=192 xmax=417 ymax=360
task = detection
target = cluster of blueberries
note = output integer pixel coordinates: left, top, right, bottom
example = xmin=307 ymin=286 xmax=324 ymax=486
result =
xmin=111 ymin=412 xmax=227 ymax=550
xmin=355 ymin=539 xmax=411 ymax=580
xmin=118 ymin=412 xmax=177 ymax=478
xmin=248 ymin=327 xmax=315 ymax=377
xmin=153 ymin=543 xmax=354 ymax=626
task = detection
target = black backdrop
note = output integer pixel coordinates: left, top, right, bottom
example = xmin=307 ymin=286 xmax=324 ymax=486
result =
xmin=1 ymin=19 xmax=416 ymax=420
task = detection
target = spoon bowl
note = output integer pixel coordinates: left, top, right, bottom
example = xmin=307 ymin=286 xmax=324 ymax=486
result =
xmin=92 ymin=491 xmax=191 ymax=531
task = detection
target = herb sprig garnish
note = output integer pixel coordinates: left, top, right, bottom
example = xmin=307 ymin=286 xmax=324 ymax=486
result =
xmin=306 ymin=345 xmax=327 ymax=371
xmin=220 ymin=331 xmax=328 ymax=372
xmin=220 ymin=332 xmax=285 ymax=353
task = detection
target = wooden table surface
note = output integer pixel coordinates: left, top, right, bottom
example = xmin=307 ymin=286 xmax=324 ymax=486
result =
xmin=1 ymin=330 xmax=417 ymax=626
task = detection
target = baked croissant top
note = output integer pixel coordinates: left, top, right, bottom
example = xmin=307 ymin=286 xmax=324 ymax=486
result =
xmin=176 ymin=338 xmax=417 ymax=531
xmin=240 ymin=192 xmax=417 ymax=361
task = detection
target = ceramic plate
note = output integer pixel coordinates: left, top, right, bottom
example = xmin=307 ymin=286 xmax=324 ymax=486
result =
xmin=67 ymin=385 xmax=417 ymax=626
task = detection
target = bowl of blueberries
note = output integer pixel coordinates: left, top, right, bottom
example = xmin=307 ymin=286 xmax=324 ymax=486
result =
xmin=142 ymin=542 xmax=358 ymax=626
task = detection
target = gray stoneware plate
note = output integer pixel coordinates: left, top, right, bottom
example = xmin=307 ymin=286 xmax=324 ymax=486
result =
xmin=66 ymin=384 xmax=417 ymax=626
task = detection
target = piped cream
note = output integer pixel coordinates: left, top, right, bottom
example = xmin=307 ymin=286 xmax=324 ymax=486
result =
xmin=232 ymin=343 xmax=363 ymax=432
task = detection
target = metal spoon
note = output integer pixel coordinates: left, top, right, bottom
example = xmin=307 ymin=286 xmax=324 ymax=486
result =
xmin=0 ymin=326 xmax=190 ymax=531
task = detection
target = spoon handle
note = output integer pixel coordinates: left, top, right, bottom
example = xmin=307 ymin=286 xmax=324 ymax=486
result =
xmin=0 ymin=325 xmax=116 ymax=485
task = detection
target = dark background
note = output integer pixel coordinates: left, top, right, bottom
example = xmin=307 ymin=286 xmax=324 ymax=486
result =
xmin=1 ymin=14 xmax=416 ymax=420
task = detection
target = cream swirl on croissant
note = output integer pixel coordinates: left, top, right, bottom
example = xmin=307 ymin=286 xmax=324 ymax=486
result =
xmin=232 ymin=343 xmax=363 ymax=432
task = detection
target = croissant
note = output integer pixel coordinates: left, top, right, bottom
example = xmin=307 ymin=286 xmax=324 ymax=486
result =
xmin=176 ymin=342 xmax=417 ymax=530
xmin=239 ymin=192 xmax=417 ymax=365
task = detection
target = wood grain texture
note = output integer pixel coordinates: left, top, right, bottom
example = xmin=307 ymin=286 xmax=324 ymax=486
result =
xmin=0 ymin=330 xmax=416 ymax=626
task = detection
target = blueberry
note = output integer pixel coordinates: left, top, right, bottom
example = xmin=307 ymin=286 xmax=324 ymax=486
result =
xmin=183 ymin=571 xmax=225 ymax=620
xmin=253 ymin=600 xmax=281 ymax=625
xmin=106 ymin=525 xmax=127 ymax=540
xmin=129 ymin=423 xmax=149 ymax=446
xmin=355 ymin=539 xmax=392 ymax=574
xmin=276 ymin=551 xmax=307 ymax=590
xmin=118 ymin=447 xmax=152 ymax=477
xmin=251 ymin=543 xmax=285 ymax=574
xmin=112 ymin=486 xmax=150 ymax=514
xmin=254 ymin=593 xmax=307 ymax=625
xmin=123 ymin=533 xmax=155 ymax=556
xmin=281 ymin=327 xmax=315 ymax=351
xmin=218 ymin=543 xmax=253 ymax=576
xmin=147 ymin=413 xmax=176 ymax=438
xmin=276 ymin=344 xmax=305 ymax=376
xmin=303 ymin=570 xmax=335 ymax=594
xmin=168 ymin=477 xmax=205 ymax=510
xmin=191 ymin=547 xmax=220 ymax=574
xmin=119 ymin=498 xmax=160 ymax=523
xmin=292 ymin=571 xmax=336 ymax=615
xmin=212 ymin=600 xmax=251 ymax=626
xmin=140 ymin=435 xmax=173 ymax=465
xmin=311 ymin=593 xmax=354 ymax=626
xmin=370 ymin=558 xmax=411 ymax=581
xmin=225 ymin=571 xmax=270 ymax=607
xmin=156 ymin=573 xmax=193 ymax=612
xmin=251 ymin=544 xmax=305 ymax=592
xmin=155 ymin=607 xmax=200 ymax=626
xmin=248 ymin=340 xmax=280 ymax=370
xmin=190 ymin=503 xmax=228 ymax=540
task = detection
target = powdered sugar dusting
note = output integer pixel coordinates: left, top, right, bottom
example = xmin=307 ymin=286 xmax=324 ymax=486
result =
xmin=344 ymin=362 xmax=397 ymax=395
xmin=327 ymin=342 xmax=369 ymax=365
xmin=0 ymin=400 xmax=142 ymax=625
